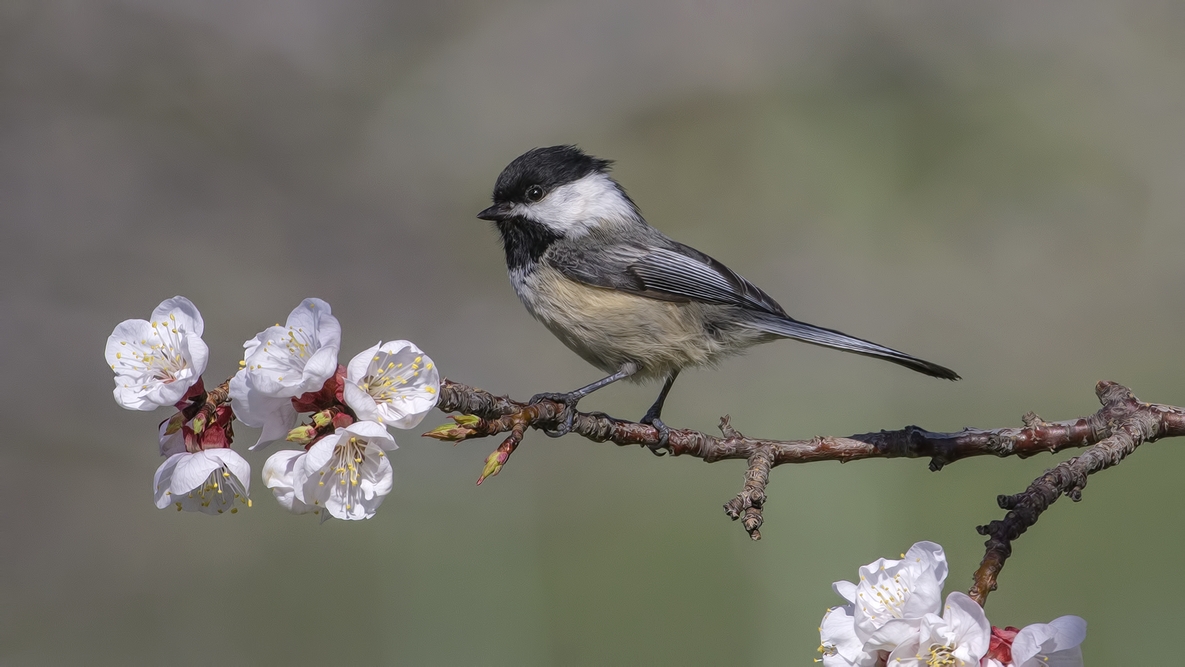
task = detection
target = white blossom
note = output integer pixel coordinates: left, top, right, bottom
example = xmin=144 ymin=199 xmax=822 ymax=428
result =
xmin=886 ymin=592 xmax=990 ymax=667
xmin=153 ymin=448 xmax=251 ymax=515
xmin=831 ymin=541 xmax=948 ymax=650
xmin=106 ymin=296 xmax=208 ymax=410
xmin=821 ymin=542 xmax=1084 ymax=667
xmin=1006 ymin=616 xmax=1086 ymax=667
xmin=237 ymin=297 xmax=340 ymax=397
xmin=343 ymin=341 xmax=439 ymax=428
xmin=294 ymin=421 xmax=395 ymax=520
xmin=229 ymin=297 xmax=340 ymax=449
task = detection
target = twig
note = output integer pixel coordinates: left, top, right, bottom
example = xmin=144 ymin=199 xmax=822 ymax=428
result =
xmin=969 ymin=381 xmax=1185 ymax=605
xmin=720 ymin=417 xmax=773 ymax=540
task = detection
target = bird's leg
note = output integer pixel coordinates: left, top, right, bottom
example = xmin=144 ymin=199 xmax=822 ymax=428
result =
xmin=530 ymin=365 xmax=637 ymax=437
xmin=639 ymin=371 xmax=679 ymax=456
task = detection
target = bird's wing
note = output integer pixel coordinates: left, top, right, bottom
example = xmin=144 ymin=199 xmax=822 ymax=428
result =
xmin=629 ymin=245 xmax=787 ymax=315
xmin=551 ymin=240 xmax=788 ymax=316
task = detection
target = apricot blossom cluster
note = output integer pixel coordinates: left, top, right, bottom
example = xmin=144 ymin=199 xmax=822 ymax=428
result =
xmin=106 ymin=296 xmax=440 ymax=520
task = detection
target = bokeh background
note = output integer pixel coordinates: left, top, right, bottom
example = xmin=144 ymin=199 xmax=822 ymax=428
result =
xmin=3 ymin=1 xmax=1183 ymax=664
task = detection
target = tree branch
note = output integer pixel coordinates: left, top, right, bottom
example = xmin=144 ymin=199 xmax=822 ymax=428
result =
xmin=428 ymin=379 xmax=1185 ymax=604
xmin=968 ymin=381 xmax=1185 ymax=605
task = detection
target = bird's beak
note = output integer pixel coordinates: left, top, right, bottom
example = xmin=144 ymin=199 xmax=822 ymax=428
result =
xmin=476 ymin=203 xmax=512 ymax=221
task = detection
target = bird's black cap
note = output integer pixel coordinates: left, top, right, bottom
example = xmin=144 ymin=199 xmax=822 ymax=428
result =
xmin=490 ymin=145 xmax=613 ymax=205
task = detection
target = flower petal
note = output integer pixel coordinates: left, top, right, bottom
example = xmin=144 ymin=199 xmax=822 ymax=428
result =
xmin=865 ymin=617 xmax=922 ymax=653
xmin=343 ymin=381 xmax=380 ymax=422
xmin=885 ymin=630 xmax=923 ymax=667
xmin=820 ymin=604 xmax=880 ymax=666
xmin=153 ymin=453 xmax=185 ymax=508
xmin=181 ymin=336 xmax=210 ymax=389
xmin=151 ymin=296 xmax=204 ymax=338
xmin=300 ymin=344 xmax=340 ymax=395
xmin=1012 ymin=616 xmax=1087 ymax=667
xmin=832 ymin=580 xmax=857 ymax=604
xmin=301 ymin=430 xmax=343 ymax=474
xmin=229 ymin=370 xmax=299 ymax=450
xmin=170 ymin=451 xmax=224 ymax=495
xmin=905 ymin=541 xmax=949 ymax=587
xmin=285 ymin=298 xmax=341 ymax=349
xmin=344 ymin=419 xmax=398 ymax=449
xmin=941 ymin=592 xmax=991 ymax=660
xmin=263 ymin=449 xmax=315 ymax=514
xmin=899 ymin=541 xmax=948 ymax=620
xmin=346 ymin=342 xmax=382 ymax=386
xmin=263 ymin=449 xmax=303 ymax=487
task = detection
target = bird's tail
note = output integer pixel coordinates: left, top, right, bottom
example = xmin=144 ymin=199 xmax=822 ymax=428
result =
xmin=749 ymin=313 xmax=960 ymax=380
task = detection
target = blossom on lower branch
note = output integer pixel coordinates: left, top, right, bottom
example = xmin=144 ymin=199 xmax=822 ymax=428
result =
xmin=820 ymin=604 xmax=882 ymax=667
xmin=983 ymin=617 xmax=1087 ymax=667
xmin=817 ymin=542 xmax=1085 ymax=667
xmin=820 ymin=541 xmax=948 ymax=666
xmin=885 ymin=592 xmax=989 ymax=666
xmin=263 ymin=421 xmax=396 ymax=521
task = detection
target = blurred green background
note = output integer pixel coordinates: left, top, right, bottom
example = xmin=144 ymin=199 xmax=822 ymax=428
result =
xmin=2 ymin=1 xmax=1183 ymax=664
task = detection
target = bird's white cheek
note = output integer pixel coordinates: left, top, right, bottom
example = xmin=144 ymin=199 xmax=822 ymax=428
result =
xmin=520 ymin=174 xmax=637 ymax=236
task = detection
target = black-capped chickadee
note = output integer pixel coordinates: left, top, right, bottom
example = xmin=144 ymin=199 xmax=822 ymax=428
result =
xmin=477 ymin=146 xmax=958 ymax=452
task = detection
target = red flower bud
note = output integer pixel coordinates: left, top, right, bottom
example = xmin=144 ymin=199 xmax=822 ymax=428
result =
xmin=986 ymin=625 xmax=1021 ymax=663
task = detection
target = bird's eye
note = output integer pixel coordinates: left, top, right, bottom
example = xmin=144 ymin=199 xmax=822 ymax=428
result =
xmin=525 ymin=185 xmax=545 ymax=202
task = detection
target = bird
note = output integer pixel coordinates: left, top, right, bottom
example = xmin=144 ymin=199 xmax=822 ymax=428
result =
xmin=476 ymin=145 xmax=958 ymax=453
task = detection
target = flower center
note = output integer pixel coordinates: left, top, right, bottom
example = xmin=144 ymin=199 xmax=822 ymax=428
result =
xmin=333 ymin=438 xmax=364 ymax=487
xmin=283 ymin=327 xmax=314 ymax=360
xmin=362 ymin=353 xmax=433 ymax=411
xmin=115 ymin=317 xmax=190 ymax=385
xmin=859 ymin=570 xmax=913 ymax=623
xmin=252 ymin=326 xmax=316 ymax=379
xmin=175 ymin=464 xmax=250 ymax=514
xmin=875 ymin=576 xmax=910 ymax=617
xmin=315 ymin=436 xmax=380 ymax=512
xmin=926 ymin=644 xmax=956 ymax=667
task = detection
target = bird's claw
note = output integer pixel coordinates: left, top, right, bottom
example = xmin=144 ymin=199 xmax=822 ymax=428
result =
xmin=529 ymin=392 xmax=579 ymax=438
xmin=640 ymin=414 xmax=671 ymax=456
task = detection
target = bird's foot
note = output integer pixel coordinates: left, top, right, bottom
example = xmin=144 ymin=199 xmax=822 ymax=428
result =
xmin=639 ymin=414 xmax=671 ymax=457
xmin=528 ymin=391 xmax=581 ymax=437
